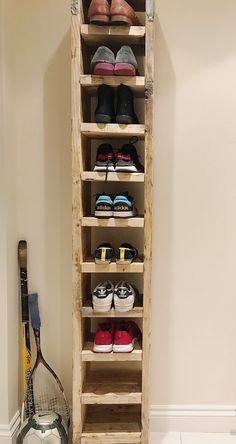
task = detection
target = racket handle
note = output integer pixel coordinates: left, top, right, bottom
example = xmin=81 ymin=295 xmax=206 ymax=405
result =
xmin=28 ymin=293 xmax=41 ymax=329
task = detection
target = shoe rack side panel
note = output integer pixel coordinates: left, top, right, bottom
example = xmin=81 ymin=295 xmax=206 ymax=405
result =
xmin=142 ymin=4 xmax=155 ymax=444
xmin=72 ymin=5 xmax=88 ymax=443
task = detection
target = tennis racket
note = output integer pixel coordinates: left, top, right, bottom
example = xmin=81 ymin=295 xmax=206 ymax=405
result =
xmin=22 ymin=293 xmax=70 ymax=427
xmin=18 ymin=240 xmax=35 ymax=418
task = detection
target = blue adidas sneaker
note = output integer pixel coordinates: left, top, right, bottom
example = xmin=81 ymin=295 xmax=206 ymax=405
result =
xmin=113 ymin=192 xmax=136 ymax=218
xmin=95 ymin=193 xmax=113 ymax=218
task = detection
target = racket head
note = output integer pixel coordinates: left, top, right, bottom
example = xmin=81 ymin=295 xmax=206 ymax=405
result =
xmin=23 ymin=357 xmax=70 ymax=427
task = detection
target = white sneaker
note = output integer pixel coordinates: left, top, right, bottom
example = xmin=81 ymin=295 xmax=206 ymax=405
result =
xmin=114 ymin=281 xmax=136 ymax=312
xmin=92 ymin=281 xmax=114 ymax=312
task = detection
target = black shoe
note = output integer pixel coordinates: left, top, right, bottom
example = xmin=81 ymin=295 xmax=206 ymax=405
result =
xmin=95 ymin=84 xmax=115 ymax=123
xmin=116 ymin=84 xmax=139 ymax=124
xmin=115 ymin=138 xmax=144 ymax=172
xmin=95 ymin=193 xmax=113 ymax=219
xmin=113 ymin=192 xmax=136 ymax=218
xmin=116 ymin=243 xmax=138 ymax=264
xmin=94 ymin=144 xmax=116 ymax=172
xmin=95 ymin=243 xmax=114 ymax=264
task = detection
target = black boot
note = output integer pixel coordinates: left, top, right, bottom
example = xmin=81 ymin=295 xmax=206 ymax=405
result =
xmin=95 ymin=84 xmax=115 ymax=123
xmin=116 ymin=84 xmax=139 ymax=124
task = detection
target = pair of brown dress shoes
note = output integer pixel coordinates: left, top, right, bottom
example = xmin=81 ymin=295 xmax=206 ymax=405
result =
xmin=88 ymin=0 xmax=140 ymax=26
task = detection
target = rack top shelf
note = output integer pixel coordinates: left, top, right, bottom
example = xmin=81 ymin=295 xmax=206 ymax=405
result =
xmin=81 ymin=24 xmax=145 ymax=45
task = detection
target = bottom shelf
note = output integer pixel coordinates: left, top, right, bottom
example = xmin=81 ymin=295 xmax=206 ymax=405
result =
xmin=82 ymin=405 xmax=141 ymax=444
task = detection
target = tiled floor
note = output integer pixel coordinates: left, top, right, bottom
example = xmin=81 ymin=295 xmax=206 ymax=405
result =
xmin=150 ymin=432 xmax=236 ymax=444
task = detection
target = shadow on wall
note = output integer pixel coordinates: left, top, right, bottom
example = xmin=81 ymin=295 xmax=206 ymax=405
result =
xmin=150 ymin=16 xmax=176 ymax=406
xmin=43 ymin=30 xmax=72 ymax=404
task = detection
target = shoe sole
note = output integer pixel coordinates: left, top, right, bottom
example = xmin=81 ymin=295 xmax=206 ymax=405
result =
xmin=93 ymin=303 xmax=112 ymax=312
xmin=95 ymin=258 xmax=112 ymax=265
xmin=110 ymin=15 xmax=133 ymax=26
xmin=95 ymin=211 xmax=113 ymax=218
xmin=93 ymin=344 xmax=113 ymax=353
xmin=113 ymin=211 xmax=134 ymax=218
xmin=116 ymin=115 xmax=134 ymax=124
xmin=95 ymin=114 xmax=112 ymax=123
xmin=113 ymin=340 xmax=135 ymax=353
xmin=116 ymin=259 xmax=134 ymax=265
xmin=114 ymin=302 xmax=134 ymax=312
xmin=89 ymin=15 xmax=110 ymax=25
xmin=115 ymin=165 xmax=140 ymax=172
xmin=93 ymin=63 xmax=115 ymax=76
xmin=94 ymin=166 xmax=115 ymax=172
xmin=114 ymin=63 xmax=136 ymax=76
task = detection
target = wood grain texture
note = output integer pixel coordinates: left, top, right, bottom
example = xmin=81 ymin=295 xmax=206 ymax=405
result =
xmin=141 ymin=7 xmax=155 ymax=444
xmin=81 ymin=123 xmax=145 ymax=138
xmin=82 ymin=306 xmax=143 ymax=318
xmin=82 ymin=217 xmax=144 ymax=227
xmin=80 ymin=75 xmax=145 ymax=96
xmin=82 ymin=369 xmax=142 ymax=404
xmin=81 ymin=24 xmax=145 ymax=45
xmin=81 ymin=258 xmax=144 ymax=273
xmin=72 ymin=13 xmax=82 ymax=443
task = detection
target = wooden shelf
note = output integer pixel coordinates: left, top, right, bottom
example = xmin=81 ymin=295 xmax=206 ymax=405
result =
xmin=82 ymin=405 xmax=141 ymax=443
xmin=81 ymin=24 xmax=145 ymax=45
xmin=81 ymin=172 xmax=144 ymax=183
xmin=82 ymin=340 xmax=142 ymax=361
xmin=82 ymin=217 xmax=144 ymax=227
xmin=80 ymin=75 xmax=145 ymax=96
xmin=80 ymin=123 xmax=145 ymax=138
xmin=72 ymin=3 xmax=154 ymax=441
xmin=82 ymin=370 xmax=142 ymax=405
xmin=81 ymin=258 xmax=144 ymax=273
xmin=82 ymin=306 xmax=143 ymax=318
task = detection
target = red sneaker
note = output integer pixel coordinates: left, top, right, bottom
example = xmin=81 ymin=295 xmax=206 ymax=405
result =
xmin=113 ymin=321 xmax=141 ymax=353
xmin=93 ymin=322 xmax=115 ymax=353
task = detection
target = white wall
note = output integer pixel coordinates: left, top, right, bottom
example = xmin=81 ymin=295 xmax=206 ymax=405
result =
xmin=15 ymin=0 xmax=72 ymax=405
xmin=151 ymin=0 xmax=236 ymax=406
xmin=1 ymin=0 xmax=236 ymax=434
xmin=0 ymin=0 xmax=19 ymax=426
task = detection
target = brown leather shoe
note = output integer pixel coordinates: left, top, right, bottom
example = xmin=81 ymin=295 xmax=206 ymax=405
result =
xmin=110 ymin=0 xmax=140 ymax=26
xmin=88 ymin=0 xmax=110 ymax=25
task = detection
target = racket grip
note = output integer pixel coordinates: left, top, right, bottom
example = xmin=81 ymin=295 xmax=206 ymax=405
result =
xmin=28 ymin=293 xmax=41 ymax=329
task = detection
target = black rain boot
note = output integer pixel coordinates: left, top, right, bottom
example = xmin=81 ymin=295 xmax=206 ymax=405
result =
xmin=95 ymin=84 xmax=115 ymax=124
xmin=116 ymin=84 xmax=139 ymax=124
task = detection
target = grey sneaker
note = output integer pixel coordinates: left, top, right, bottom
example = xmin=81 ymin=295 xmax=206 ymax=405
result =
xmin=91 ymin=46 xmax=115 ymax=76
xmin=114 ymin=45 xmax=138 ymax=76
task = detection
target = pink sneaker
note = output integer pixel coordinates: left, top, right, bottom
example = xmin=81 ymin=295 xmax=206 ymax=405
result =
xmin=93 ymin=322 xmax=115 ymax=353
xmin=113 ymin=321 xmax=140 ymax=353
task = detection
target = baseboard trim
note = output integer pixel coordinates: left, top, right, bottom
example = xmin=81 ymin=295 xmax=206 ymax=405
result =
xmin=150 ymin=405 xmax=236 ymax=434
xmin=0 ymin=411 xmax=20 ymax=444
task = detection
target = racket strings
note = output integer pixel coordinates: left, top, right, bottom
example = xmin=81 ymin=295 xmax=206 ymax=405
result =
xmin=25 ymin=362 xmax=70 ymax=426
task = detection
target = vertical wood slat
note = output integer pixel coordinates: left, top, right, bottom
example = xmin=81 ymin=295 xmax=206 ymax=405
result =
xmin=142 ymin=7 xmax=155 ymax=444
xmin=72 ymin=11 xmax=83 ymax=443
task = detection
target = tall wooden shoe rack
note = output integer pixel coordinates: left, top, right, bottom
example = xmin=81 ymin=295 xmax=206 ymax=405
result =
xmin=71 ymin=0 xmax=154 ymax=442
